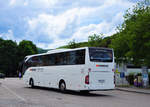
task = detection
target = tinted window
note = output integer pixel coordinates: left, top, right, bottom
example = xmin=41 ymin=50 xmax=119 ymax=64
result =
xmin=65 ymin=49 xmax=85 ymax=65
xmin=47 ymin=54 xmax=55 ymax=66
xmin=69 ymin=51 xmax=76 ymax=65
xmin=55 ymin=53 xmax=65 ymax=65
xmin=51 ymin=49 xmax=85 ymax=65
xmin=25 ymin=49 xmax=86 ymax=67
xmin=32 ymin=56 xmax=40 ymax=66
xmin=41 ymin=55 xmax=49 ymax=66
xmin=26 ymin=57 xmax=32 ymax=67
xmin=23 ymin=57 xmax=33 ymax=72
xmin=89 ymin=47 xmax=113 ymax=62
xmin=77 ymin=49 xmax=85 ymax=64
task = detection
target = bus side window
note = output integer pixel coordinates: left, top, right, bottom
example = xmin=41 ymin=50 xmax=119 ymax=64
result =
xmin=76 ymin=49 xmax=85 ymax=64
xmin=55 ymin=53 xmax=60 ymax=65
xmin=32 ymin=56 xmax=39 ymax=67
xmin=22 ymin=57 xmax=32 ymax=73
xmin=59 ymin=52 xmax=65 ymax=65
xmin=63 ymin=52 xmax=68 ymax=65
xmin=41 ymin=55 xmax=49 ymax=66
xmin=38 ymin=56 xmax=43 ymax=66
xmin=48 ymin=54 xmax=55 ymax=66
xmin=69 ymin=51 xmax=76 ymax=65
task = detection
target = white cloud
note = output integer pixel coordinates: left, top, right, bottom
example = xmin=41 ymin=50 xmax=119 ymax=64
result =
xmin=1 ymin=0 xmax=136 ymax=49
xmin=28 ymin=0 xmax=59 ymax=9
xmin=26 ymin=0 xmax=130 ymax=49
xmin=71 ymin=15 xmax=121 ymax=43
xmin=9 ymin=0 xmax=58 ymax=8
xmin=37 ymin=40 xmax=68 ymax=49
xmin=23 ymin=1 xmax=28 ymax=6
xmin=27 ymin=13 xmax=67 ymax=40
xmin=26 ymin=8 xmax=87 ymax=41
xmin=71 ymin=22 xmax=109 ymax=42
xmin=0 ymin=30 xmax=15 ymax=40
xmin=9 ymin=0 xmax=16 ymax=6
xmin=9 ymin=0 xmax=25 ymax=7
xmin=37 ymin=10 xmax=124 ymax=49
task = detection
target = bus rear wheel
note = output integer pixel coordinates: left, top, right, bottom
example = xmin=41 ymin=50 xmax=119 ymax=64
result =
xmin=59 ymin=81 xmax=66 ymax=92
xmin=29 ymin=79 xmax=34 ymax=88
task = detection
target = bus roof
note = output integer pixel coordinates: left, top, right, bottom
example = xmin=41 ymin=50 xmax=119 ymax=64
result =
xmin=24 ymin=47 xmax=88 ymax=61
xmin=24 ymin=47 xmax=113 ymax=62
xmin=47 ymin=48 xmax=72 ymax=53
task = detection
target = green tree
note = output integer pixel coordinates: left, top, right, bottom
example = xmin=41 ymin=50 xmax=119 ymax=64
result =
xmin=0 ymin=39 xmax=38 ymax=77
xmin=110 ymin=33 xmax=130 ymax=63
xmin=67 ymin=39 xmax=79 ymax=49
xmin=88 ymin=34 xmax=103 ymax=47
xmin=0 ymin=37 xmax=3 ymax=43
xmin=18 ymin=40 xmax=38 ymax=61
xmin=111 ymin=0 xmax=150 ymax=65
xmin=99 ymin=36 xmax=114 ymax=48
xmin=0 ymin=40 xmax=18 ymax=76
xmin=59 ymin=34 xmax=114 ymax=49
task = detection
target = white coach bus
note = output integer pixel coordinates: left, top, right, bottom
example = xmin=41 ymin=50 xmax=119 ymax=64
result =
xmin=22 ymin=47 xmax=115 ymax=92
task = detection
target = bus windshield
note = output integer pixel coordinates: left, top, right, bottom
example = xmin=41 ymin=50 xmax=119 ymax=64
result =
xmin=89 ymin=47 xmax=113 ymax=62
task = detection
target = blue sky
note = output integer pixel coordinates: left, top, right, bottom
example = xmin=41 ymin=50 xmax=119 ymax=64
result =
xmin=0 ymin=0 xmax=140 ymax=49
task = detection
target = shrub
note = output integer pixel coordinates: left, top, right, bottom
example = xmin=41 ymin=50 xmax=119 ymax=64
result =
xmin=148 ymin=72 xmax=150 ymax=85
xmin=137 ymin=73 xmax=142 ymax=76
xmin=126 ymin=73 xmax=135 ymax=85
xmin=0 ymin=70 xmax=4 ymax=74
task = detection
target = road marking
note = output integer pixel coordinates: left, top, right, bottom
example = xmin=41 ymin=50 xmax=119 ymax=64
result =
xmin=2 ymin=85 xmax=26 ymax=102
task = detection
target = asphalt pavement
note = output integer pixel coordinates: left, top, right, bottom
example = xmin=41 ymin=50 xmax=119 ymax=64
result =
xmin=0 ymin=78 xmax=150 ymax=107
xmin=116 ymin=87 xmax=150 ymax=94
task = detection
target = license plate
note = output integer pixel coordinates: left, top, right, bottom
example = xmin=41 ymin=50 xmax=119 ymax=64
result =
xmin=98 ymin=80 xmax=105 ymax=83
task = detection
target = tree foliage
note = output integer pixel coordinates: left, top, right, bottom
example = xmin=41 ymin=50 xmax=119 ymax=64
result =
xmin=0 ymin=37 xmax=3 ymax=43
xmin=0 ymin=39 xmax=38 ymax=77
xmin=62 ymin=34 xmax=113 ymax=49
xmin=0 ymin=40 xmax=18 ymax=76
xmin=111 ymin=0 xmax=150 ymax=66
xmin=18 ymin=40 xmax=38 ymax=61
xmin=88 ymin=34 xmax=103 ymax=47
xmin=67 ymin=39 xmax=79 ymax=49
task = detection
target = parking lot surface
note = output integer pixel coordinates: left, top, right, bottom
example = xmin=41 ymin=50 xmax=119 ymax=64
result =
xmin=0 ymin=78 xmax=150 ymax=107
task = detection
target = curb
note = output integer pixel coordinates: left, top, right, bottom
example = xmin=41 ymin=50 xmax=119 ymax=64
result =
xmin=116 ymin=88 xmax=150 ymax=95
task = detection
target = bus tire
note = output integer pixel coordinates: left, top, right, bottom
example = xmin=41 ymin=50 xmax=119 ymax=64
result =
xmin=59 ymin=81 xmax=66 ymax=92
xmin=29 ymin=79 xmax=34 ymax=88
